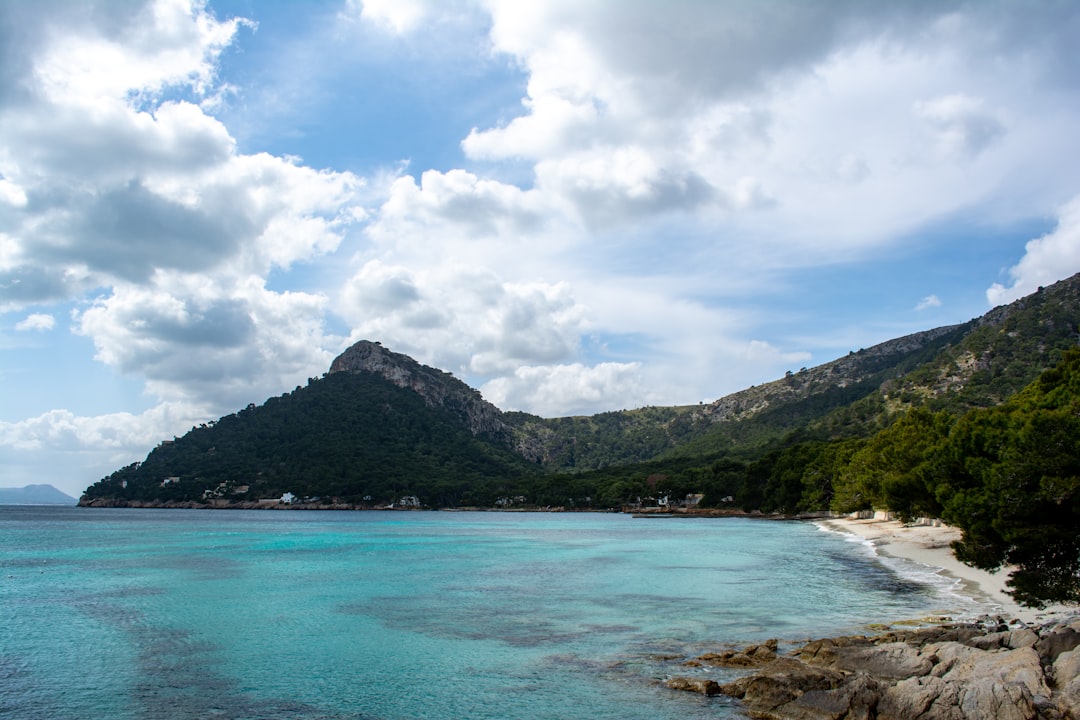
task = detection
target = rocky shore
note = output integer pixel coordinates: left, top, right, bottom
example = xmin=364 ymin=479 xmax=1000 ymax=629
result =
xmin=662 ymin=516 xmax=1078 ymax=718
xmin=665 ymin=615 xmax=1080 ymax=719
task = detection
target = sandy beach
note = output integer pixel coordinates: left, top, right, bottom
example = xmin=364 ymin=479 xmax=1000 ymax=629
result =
xmin=816 ymin=516 xmax=1074 ymax=626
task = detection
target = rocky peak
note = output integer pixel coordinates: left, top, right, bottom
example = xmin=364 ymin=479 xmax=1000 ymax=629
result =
xmin=328 ymin=340 xmax=513 ymax=443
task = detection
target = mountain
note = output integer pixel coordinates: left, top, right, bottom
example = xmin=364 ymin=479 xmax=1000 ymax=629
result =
xmin=80 ymin=272 xmax=1080 ymax=510
xmin=80 ymin=348 xmax=538 ymax=508
xmin=0 ymin=484 xmax=77 ymax=505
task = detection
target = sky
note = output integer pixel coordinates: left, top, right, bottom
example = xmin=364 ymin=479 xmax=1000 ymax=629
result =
xmin=2 ymin=0 xmax=1080 ymax=499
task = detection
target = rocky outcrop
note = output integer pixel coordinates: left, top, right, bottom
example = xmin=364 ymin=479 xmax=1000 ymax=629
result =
xmin=665 ymin=616 xmax=1080 ymax=719
xmin=329 ymin=340 xmax=514 ymax=444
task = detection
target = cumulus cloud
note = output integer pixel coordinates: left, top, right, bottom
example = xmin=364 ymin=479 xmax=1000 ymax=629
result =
xmin=0 ymin=401 xmax=213 ymax=496
xmin=987 ymin=196 xmax=1080 ymax=306
xmin=75 ymin=272 xmax=334 ymax=409
xmin=339 ymin=261 xmax=587 ymax=377
xmin=14 ymin=312 xmax=55 ymax=331
xmin=481 ymin=362 xmax=646 ymax=418
xmin=0 ymin=0 xmax=364 ymax=416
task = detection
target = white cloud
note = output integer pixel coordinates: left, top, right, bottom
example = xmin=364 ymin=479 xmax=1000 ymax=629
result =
xmin=914 ymin=93 xmax=1006 ymax=159
xmin=744 ymin=339 xmax=812 ymax=366
xmin=481 ymin=362 xmax=646 ymax=418
xmin=0 ymin=0 xmax=366 ymax=414
xmin=34 ymin=0 xmax=249 ymax=103
xmin=352 ymin=0 xmax=433 ymax=34
xmin=75 ymin=273 xmax=334 ymax=410
xmin=14 ymin=312 xmax=55 ymax=331
xmin=987 ymin=196 xmax=1080 ymax=306
xmin=0 ymin=401 xmax=212 ymax=497
xmin=916 ymin=295 xmax=942 ymax=311
xmin=0 ymin=177 xmax=27 ymax=207
xmin=339 ymin=261 xmax=588 ymax=377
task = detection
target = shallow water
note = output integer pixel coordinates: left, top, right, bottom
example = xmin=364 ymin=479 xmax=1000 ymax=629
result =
xmin=0 ymin=507 xmax=989 ymax=719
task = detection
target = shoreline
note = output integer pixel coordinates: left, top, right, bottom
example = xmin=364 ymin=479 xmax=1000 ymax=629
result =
xmin=816 ymin=516 xmax=1073 ymax=626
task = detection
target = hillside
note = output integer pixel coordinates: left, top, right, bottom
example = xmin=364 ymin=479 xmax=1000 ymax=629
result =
xmin=81 ymin=273 xmax=1080 ymax=511
xmin=80 ymin=359 xmax=538 ymax=508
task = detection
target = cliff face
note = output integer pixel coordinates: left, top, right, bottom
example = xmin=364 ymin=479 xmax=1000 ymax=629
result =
xmin=329 ymin=340 xmax=514 ymax=445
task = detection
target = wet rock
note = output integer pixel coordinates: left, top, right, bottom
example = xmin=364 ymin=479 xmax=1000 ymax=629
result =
xmin=692 ymin=638 xmax=779 ymax=668
xmin=663 ymin=676 xmax=721 ymax=695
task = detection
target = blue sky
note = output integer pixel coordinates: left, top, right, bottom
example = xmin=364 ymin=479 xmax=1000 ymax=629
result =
xmin=2 ymin=0 xmax=1080 ymax=498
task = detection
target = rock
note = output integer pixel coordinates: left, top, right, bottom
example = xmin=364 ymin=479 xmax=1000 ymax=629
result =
xmin=679 ymin=620 xmax=1080 ymax=720
xmin=957 ymin=675 xmax=1036 ymax=720
xmin=1052 ymin=648 xmax=1080 ymax=719
xmin=797 ymin=636 xmax=874 ymax=666
xmin=663 ymin=676 xmax=721 ymax=695
xmin=773 ymin=673 xmax=883 ymax=720
xmin=1038 ymin=628 xmax=1080 ymax=665
xmin=940 ymin=646 xmax=1049 ymax=704
xmin=1006 ymin=628 xmax=1040 ymax=650
xmin=880 ymin=676 xmax=963 ymax=720
xmin=1054 ymin=648 xmax=1080 ymax=687
xmin=840 ymin=642 xmax=935 ymax=680
xmin=693 ymin=638 xmax=779 ymax=668
xmin=719 ymin=658 xmax=846 ymax=716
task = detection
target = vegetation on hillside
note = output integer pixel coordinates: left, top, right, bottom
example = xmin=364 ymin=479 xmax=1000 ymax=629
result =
xmin=81 ymin=372 xmax=539 ymax=508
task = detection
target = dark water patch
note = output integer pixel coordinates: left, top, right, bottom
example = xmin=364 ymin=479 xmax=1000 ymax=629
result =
xmin=820 ymin=547 xmax=930 ymax=595
xmin=0 ymin=653 xmax=79 ymax=720
xmin=339 ymin=596 xmax=597 ymax=648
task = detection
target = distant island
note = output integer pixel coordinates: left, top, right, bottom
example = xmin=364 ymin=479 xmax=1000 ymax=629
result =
xmin=0 ymin=484 xmax=77 ymax=505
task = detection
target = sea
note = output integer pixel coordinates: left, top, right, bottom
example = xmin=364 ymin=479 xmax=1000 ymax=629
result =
xmin=1 ymin=507 xmax=994 ymax=720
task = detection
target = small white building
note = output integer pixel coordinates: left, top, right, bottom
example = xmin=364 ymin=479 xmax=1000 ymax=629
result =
xmin=280 ymin=492 xmax=297 ymax=504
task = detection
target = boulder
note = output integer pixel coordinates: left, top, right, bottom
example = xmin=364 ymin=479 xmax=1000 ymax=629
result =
xmin=939 ymin=646 xmax=1049 ymax=704
xmin=693 ymin=638 xmax=779 ymax=668
xmin=956 ymin=675 xmax=1036 ymax=720
xmin=669 ymin=620 xmax=1079 ymax=720
xmin=1052 ymin=649 xmax=1080 ymax=719
xmin=720 ymin=657 xmax=846 ymax=715
xmin=1037 ymin=628 xmax=1080 ymax=665
xmin=880 ymin=676 xmax=963 ymax=720
xmin=837 ymin=642 xmax=934 ymax=680
xmin=772 ymin=673 xmax=883 ymax=720
xmin=663 ymin=676 xmax=721 ymax=696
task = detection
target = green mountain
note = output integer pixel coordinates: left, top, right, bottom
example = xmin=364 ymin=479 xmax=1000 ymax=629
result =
xmin=80 ymin=343 xmax=538 ymax=508
xmin=81 ymin=273 xmax=1080 ymax=511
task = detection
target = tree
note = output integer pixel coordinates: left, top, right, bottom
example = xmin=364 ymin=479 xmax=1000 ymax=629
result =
xmin=935 ymin=349 xmax=1080 ymax=606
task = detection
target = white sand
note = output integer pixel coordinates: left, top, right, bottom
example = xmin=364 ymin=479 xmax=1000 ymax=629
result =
xmin=816 ymin=516 xmax=1074 ymax=626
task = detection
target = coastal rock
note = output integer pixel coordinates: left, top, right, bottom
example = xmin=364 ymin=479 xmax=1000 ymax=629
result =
xmin=669 ymin=619 xmax=1080 ymax=720
xmin=771 ymin=673 xmax=883 ymax=720
xmin=1052 ymin=649 xmax=1080 ymax=719
xmin=804 ymin=640 xmax=933 ymax=680
xmin=719 ymin=657 xmax=846 ymax=716
xmin=1037 ymin=628 xmax=1080 ymax=665
xmin=691 ymin=638 xmax=779 ymax=668
xmin=663 ymin=677 xmax=721 ymax=695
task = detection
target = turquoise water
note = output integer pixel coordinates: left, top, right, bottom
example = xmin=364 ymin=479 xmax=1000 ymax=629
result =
xmin=1 ymin=508 xmax=985 ymax=719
